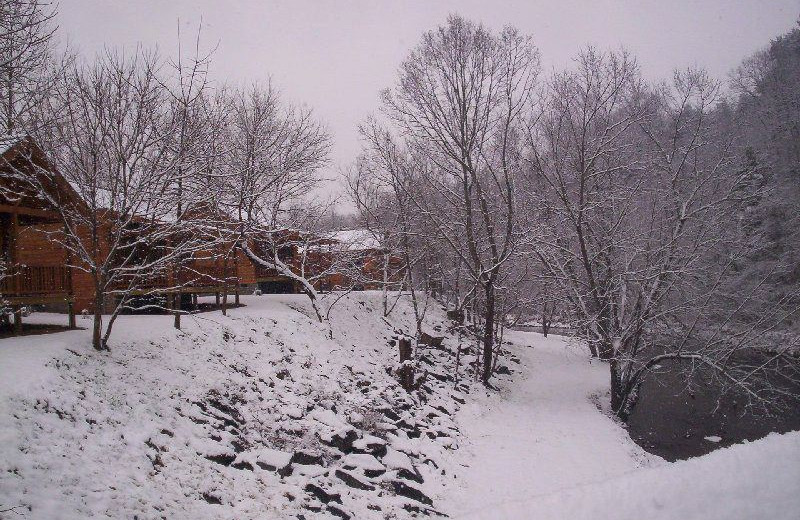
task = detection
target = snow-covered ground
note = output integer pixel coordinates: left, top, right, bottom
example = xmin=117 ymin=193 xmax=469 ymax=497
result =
xmin=0 ymin=293 xmax=488 ymax=519
xmin=1 ymin=297 xmax=798 ymax=519
xmin=445 ymin=332 xmax=800 ymax=520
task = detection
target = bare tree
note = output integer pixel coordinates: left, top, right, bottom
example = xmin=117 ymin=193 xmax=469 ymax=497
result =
xmin=222 ymin=83 xmax=331 ymax=321
xmin=162 ymin=24 xmax=219 ymax=329
xmin=528 ymin=47 xmax=799 ymax=418
xmin=0 ymin=0 xmax=59 ymax=134
xmin=380 ymin=15 xmax=539 ymax=384
xmin=22 ymin=49 xmax=205 ymax=350
xmin=349 ymin=120 xmax=432 ymax=337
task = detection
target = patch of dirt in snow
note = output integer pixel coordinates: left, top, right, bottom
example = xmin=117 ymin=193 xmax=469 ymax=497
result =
xmin=0 ymin=293 xmax=520 ymax=520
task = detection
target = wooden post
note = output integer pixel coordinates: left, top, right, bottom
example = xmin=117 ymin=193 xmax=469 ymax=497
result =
xmin=397 ymin=336 xmax=414 ymax=391
xmin=233 ymin=253 xmax=240 ymax=306
xmin=173 ymin=293 xmax=181 ymax=330
xmin=67 ymin=299 xmax=76 ymax=329
xmin=13 ymin=306 xmax=22 ymax=335
xmin=215 ymin=292 xmax=220 ymax=305
xmin=192 ymin=293 xmax=198 ymax=310
xmin=66 ymin=246 xmax=76 ymax=328
xmin=11 ymin=210 xmax=19 ymax=295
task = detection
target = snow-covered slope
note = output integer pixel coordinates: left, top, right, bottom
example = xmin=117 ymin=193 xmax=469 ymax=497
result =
xmin=445 ymin=331 xmax=800 ymax=520
xmin=0 ymin=293 xmax=508 ymax=519
xmin=3 ymin=297 xmax=797 ymax=519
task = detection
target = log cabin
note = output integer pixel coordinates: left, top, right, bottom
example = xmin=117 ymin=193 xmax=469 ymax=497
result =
xmin=0 ymin=135 xmax=79 ymax=332
xmin=247 ymin=228 xmax=405 ymax=294
xmin=0 ymin=136 xmax=258 ymax=324
xmin=0 ymin=135 xmax=405 ymax=333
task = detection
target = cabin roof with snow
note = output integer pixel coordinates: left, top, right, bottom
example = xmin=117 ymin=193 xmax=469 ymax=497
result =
xmin=326 ymin=229 xmax=383 ymax=251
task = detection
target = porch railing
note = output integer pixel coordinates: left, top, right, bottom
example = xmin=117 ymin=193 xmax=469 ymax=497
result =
xmin=0 ymin=265 xmax=70 ymax=296
xmin=178 ymin=263 xmax=237 ymax=287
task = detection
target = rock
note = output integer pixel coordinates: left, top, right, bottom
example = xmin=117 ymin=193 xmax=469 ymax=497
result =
xmin=204 ymin=453 xmax=236 ymax=466
xmin=342 ymin=453 xmax=385 ymax=474
xmin=446 ymin=309 xmax=464 ymax=324
xmin=254 ymin=448 xmax=293 ymax=473
xmin=291 ymin=450 xmax=323 ymax=466
xmin=381 ymin=408 xmax=401 ymax=422
xmin=335 ymin=469 xmax=375 ymax=491
xmin=391 ymin=481 xmax=433 ymax=506
xmin=382 ymin=448 xmax=415 ymax=473
xmin=403 ymin=504 xmax=448 ymax=517
xmin=434 ymin=405 xmax=452 ymax=416
xmin=420 ymin=332 xmax=444 ymax=348
xmin=327 ymin=504 xmax=352 ymax=519
xmin=352 ymin=435 xmax=388 ymax=457
xmin=321 ymin=428 xmax=359 ymax=453
xmin=396 ymin=467 xmax=424 ymax=484
xmin=496 ymin=365 xmax=511 ymax=375
xmin=427 ymin=371 xmax=449 ymax=383
xmin=304 ymin=483 xmax=342 ymax=504
xmin=231 ymin=460 xmax=253 ymax=471
xmin=201 ymin=492 xmax=222 ymax=505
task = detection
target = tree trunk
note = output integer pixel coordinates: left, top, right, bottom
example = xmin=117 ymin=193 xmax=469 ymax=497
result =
xmin=482 ymin=282 xmax=495 ymax=386
xmin=598 ymin=335 xmax=613 ymax=360
xmin=92 ymin=292 xmax=104 ymax=351
xmin=609 ymin=358 xmax=636 ymax=421
xmin=541 ymin=301 xmax=551 ymax=337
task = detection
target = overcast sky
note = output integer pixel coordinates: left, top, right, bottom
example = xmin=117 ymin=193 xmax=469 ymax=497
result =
xmin=58 ymin=0 xmax=798 ymax=206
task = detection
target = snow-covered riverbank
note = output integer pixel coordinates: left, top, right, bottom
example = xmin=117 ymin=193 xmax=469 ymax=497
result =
xmin=445 ymin=332 xmax=800 ymax=520
xmin=0 ymin=293 xmax=499 ymax=519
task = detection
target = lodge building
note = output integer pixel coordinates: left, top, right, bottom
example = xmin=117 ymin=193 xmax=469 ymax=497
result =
xmin=0 ymin=135 xmax=403 ymax=334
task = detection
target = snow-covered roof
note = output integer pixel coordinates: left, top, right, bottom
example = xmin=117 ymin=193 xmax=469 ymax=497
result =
xmin=326 ymin=229 xmax=383 ymax=251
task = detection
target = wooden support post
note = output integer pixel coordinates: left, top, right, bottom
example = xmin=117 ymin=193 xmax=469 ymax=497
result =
xmin=13 ymin=307 xmax=22 ymax=335
xmin=173 ymin=293 xmax=181 ymax=330
xmin=397 ymin=336 xmax=414 ymax=391
xmin=67 ymin=300 xmax=76 ymax=329
xmin=11 ymin=211 xmax=19 ymax=295
xmin=235 ymin=286 xmax=240 ymax=305
xmin=192 ymin=293 xmax=198 ymax=310
xmin=215 ymin=292 xmax=220 ymax=305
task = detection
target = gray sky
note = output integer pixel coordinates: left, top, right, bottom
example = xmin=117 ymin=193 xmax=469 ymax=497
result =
xmin=58 ymin=0 xmax=798 ymax=205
